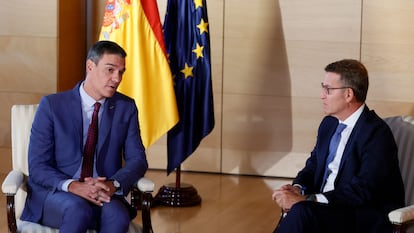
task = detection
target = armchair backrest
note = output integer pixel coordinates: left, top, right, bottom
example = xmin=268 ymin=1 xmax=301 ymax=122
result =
xmin=384 ymin=115 xmax=414 ymax=206
xmin=11 ymin=104 xmax=38 ymax=218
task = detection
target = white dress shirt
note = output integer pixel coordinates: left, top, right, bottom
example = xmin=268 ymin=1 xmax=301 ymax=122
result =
xmin=316 ymin=104 xmax=365 ymax=203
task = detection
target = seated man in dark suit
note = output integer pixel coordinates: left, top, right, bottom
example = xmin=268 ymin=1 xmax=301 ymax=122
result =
xmin=272 ymin=59 xmax=404 ymax=233
xmin=21 ymin=40 xmax=148 ymax=233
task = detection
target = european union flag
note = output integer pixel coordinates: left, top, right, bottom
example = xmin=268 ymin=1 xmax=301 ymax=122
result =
xmin=164 ymin=0 xmax=215 ymax=174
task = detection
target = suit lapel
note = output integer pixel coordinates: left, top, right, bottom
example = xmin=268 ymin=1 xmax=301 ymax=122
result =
xmin=337 ymin=106 xmax=369 ymax=173
xmin=69 ymin=84 xmax=84 ymax=153
xmin=97 ymin=98 xmax=115 ymax=154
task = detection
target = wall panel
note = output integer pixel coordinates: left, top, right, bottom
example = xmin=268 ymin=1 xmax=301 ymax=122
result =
xmin=58 ymin=0 xmax=87 ymax=92
xmin=0 ymin=0 xmax=57 ymax=37
xmin=221 ymin=0 xmax=293 ymax=176
xmin=0 ymin=37 xmax=56 ymax=93
xmin=0 ymin=0 xmax=58 ymax=174
xmin=361 ymin=0 xmax=414 ymax=117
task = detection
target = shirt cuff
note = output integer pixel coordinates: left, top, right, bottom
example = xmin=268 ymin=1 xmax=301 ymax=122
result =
xmin=61 ymin=179 xmax=76 ymax=192
xmin=315 ymin=193 xmax=329 ymax=204
xmin=293 ymin=184 xmax=305 ymax=195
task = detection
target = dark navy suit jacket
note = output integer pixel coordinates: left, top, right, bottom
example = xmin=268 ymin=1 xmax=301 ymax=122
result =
xmin=21 ymin=82 xmax=148 ymax=223
xmin=293 ymin=106 xmax=405 ymax=232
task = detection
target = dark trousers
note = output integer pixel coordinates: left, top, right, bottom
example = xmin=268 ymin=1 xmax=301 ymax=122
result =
xmin=41 ymin=191 xmax=130 ymax=233
xmin=273 ymin=201 xmax=392 ymax=233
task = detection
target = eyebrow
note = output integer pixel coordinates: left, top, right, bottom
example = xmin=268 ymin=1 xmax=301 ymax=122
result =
xmin=103 ymin=63 xmax=116 ymax=67
xmin=103 ymin=63 xmax=126 ymax=71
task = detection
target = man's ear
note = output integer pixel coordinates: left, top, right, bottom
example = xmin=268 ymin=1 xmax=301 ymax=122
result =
xmin=86 ymin=59 xmax=94 ymax=71
xmin=345 ymin=87 xmax=354 ymax=102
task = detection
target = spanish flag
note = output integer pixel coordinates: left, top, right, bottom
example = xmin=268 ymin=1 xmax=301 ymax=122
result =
xmin=100 ymin=0 xmax=178 ymax=148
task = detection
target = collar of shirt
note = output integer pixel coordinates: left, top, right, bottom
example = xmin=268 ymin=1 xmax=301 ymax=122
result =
xmin=79 ymin=82 xmax=106 ymax=136
xmin=339 ymin=104 xmax=365 ymax=130
xmin=79 ymin=82 xmax=106 ymax=109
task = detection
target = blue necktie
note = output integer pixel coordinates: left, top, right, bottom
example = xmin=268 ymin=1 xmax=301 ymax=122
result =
xmin=321 ymin=123 xmax=347 ymax=191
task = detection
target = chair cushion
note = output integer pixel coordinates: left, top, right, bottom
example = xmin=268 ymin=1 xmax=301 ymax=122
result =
xmin=17 ymin=219 xmax=142 ymax=233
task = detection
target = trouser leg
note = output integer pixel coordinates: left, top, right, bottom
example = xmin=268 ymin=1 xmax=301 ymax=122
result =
xmin=274 ymin=201 xmax=355 ymax=233
xmin=42 ymin=191 xmax=98 ymax=233
xmin=99 ymin=197 xmax=130 ymax=233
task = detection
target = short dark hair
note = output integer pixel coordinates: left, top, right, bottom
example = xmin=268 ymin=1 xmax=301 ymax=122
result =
xmin=325 ymin=59 xmax=369 ymax=103
xmin=86 ymin=40 xmax=127 ymax=64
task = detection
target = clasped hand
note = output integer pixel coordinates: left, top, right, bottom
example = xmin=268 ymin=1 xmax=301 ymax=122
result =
xmin=68 ymin=177 xmax=117 ymax=206
xmin=272 ymin=184 xmax=306 ymax=212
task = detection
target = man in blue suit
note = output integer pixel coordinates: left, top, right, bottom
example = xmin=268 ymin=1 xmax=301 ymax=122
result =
xmin=272 ymin=59 xmax=405 ymax=233
xmin=21 ymin=41 xmax=148 ymax=233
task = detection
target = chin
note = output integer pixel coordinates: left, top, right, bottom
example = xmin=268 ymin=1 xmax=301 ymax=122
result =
xmin=103 ymin=91 xmax=115 ymax=98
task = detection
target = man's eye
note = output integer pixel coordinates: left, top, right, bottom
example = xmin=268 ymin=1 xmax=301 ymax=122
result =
xmin=107 ymin=68 xmax=114 ymax=73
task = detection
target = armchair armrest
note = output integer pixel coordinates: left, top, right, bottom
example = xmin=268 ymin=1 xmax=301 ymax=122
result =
xmin=137 ymin=177 xmax=155 ymax=193
xmin=132 ymin=177 xmax=154 ymax=233
xmin=389 ymin=205 xmax=414 ymax=224
xmin=2 ymin=170 xmax=24 ymax=195
xmin=1 ymin=170 xmax=23 ymax=233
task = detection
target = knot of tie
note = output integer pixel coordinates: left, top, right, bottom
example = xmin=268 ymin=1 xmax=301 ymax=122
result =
xmin=93 ymin=102 xmax=101 ymax=112
xmin=336 ymin=123 xmax=347 ymax=135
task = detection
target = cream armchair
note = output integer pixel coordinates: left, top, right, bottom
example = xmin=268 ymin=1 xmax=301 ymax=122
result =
xmin=385 ymin=115 xmax=414 ymax=233
xmin=1 ymin=104 xmax=155 ymax=233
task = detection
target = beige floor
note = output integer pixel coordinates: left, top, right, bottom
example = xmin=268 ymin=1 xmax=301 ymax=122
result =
xmin=1 ymin=170 xmax=290 ymax=233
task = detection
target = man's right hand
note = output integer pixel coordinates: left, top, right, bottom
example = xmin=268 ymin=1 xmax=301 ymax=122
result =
xmin=68 ymin=177 xmax=109 ymax=206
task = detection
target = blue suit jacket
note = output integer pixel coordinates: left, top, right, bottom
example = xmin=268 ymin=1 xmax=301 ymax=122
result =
xmin=294 ymin=106 xmax=404 ymax=231
xmin=21 ymin=82 xmax=148 ymax=222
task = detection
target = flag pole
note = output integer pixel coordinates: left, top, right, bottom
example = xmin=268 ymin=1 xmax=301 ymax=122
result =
xmin=175 ymin=165 xmax=181 ymax=189
xmin=154 ymin=165 xmax=201 ymax=207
